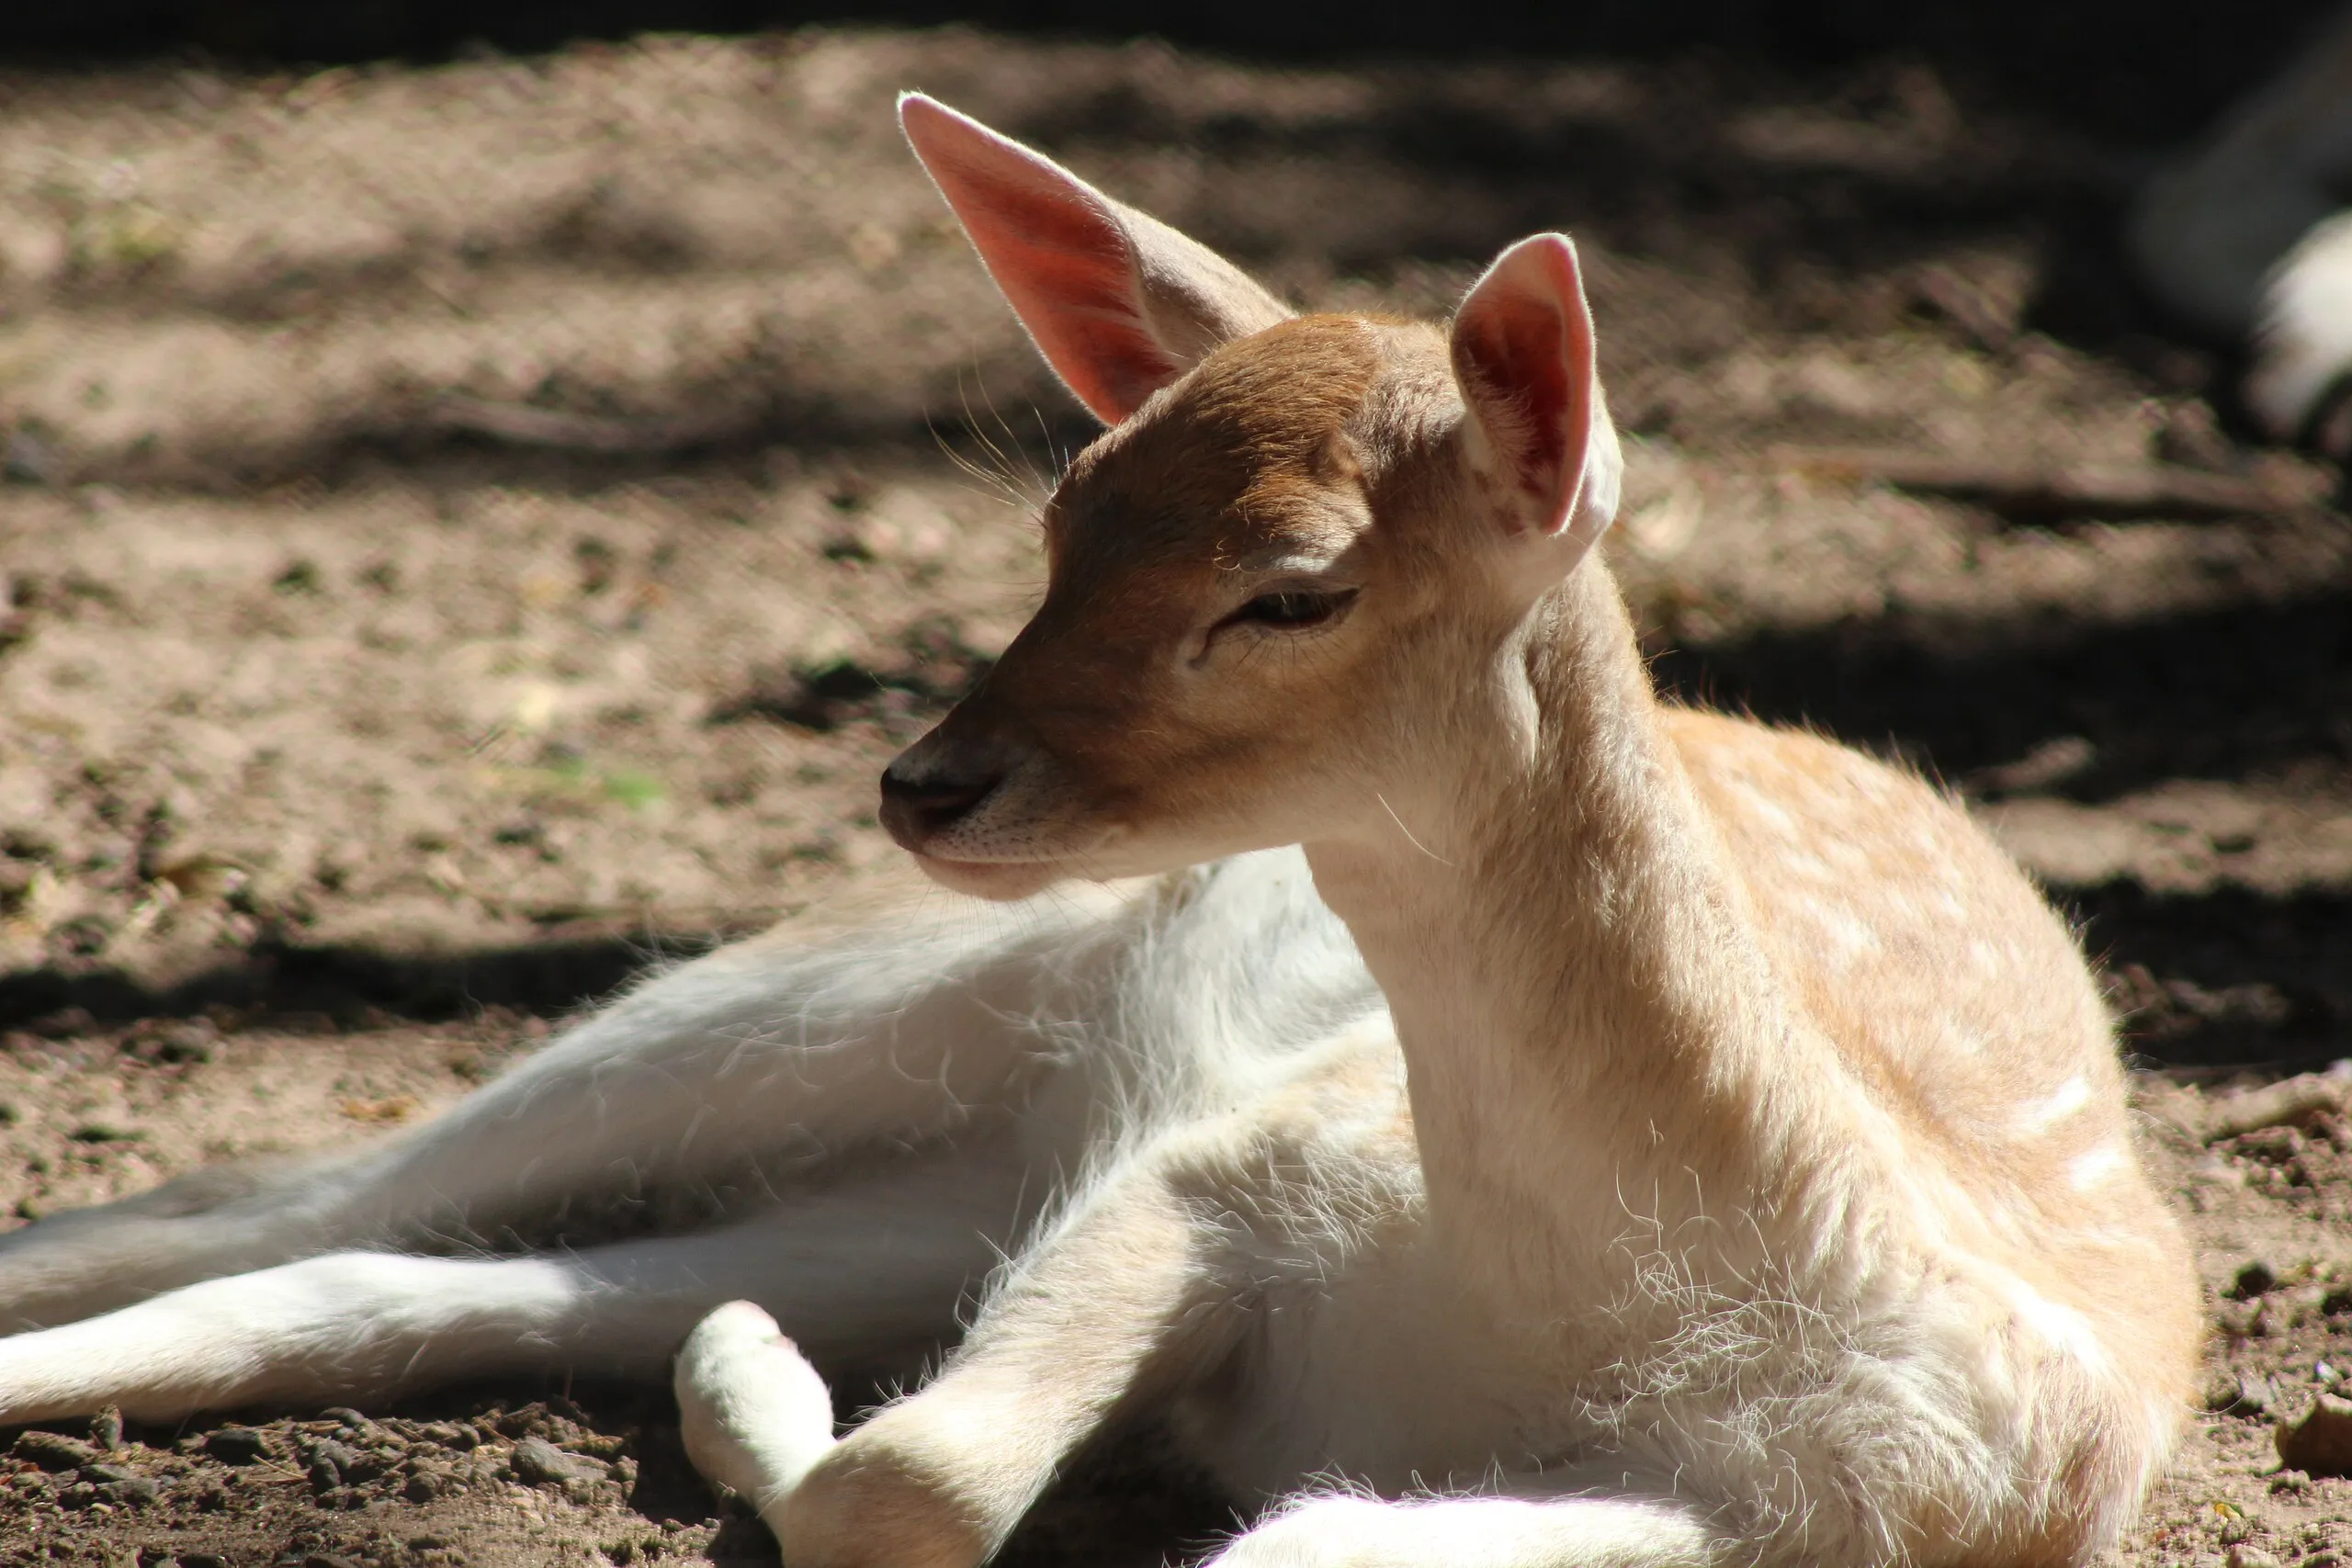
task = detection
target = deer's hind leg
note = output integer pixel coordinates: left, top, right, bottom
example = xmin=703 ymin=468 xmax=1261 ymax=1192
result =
xmin=0 ymin=1134 xmax=1030 ymax=1427
xmin=0 ymin=890 xmax=1125 ymax=1336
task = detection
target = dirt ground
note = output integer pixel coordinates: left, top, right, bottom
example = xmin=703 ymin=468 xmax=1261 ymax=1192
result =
xmin=0 ymin=24 xmax=2349 ymax=1567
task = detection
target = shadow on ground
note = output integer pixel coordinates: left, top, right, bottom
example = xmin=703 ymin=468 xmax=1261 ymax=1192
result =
xmin=0 ymin=923 xmax=745 ymax=1035
xmin=1654 ymin=581 xmax=2352 ymax=795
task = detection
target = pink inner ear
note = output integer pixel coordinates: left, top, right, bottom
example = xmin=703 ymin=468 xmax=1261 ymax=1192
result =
xmin=1452 ymin=238 xmax=1595 ymax=534
xmin=1455 ymin=294 xmax=1573 ymax=495
xmin=904 ymin=103 xmax=1180 ymax=423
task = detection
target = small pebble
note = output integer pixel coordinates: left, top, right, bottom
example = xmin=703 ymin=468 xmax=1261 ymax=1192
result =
xmin=2229 ymin=1547 xmax=2282 ymax=1568
xmin=2239 ymin=1373 xmax=2279 ymax=1415
xmin=202 ymin=1427 xmax=270 ymax=1465
xmin=2277 ymin=1393 xmax=2352 ymax=1476
xmin=13 ymin=1431 xmax=98 ymax=1472
xmin=322 ymin=1407 xmax=379 ymax=1439
xmin=510 ymin=1435 xmax=604 ymax=1488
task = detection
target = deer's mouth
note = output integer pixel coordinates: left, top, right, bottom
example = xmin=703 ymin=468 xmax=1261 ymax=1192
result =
xmin=905 ymin=852 xmax=1069 ymax=902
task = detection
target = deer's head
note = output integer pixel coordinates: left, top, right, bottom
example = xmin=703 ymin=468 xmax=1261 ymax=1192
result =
xmin=881 ymin=96 xmax=1623 ymax=898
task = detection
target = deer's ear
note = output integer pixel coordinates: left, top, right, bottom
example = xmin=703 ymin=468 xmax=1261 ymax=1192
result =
xmin=1450 ymin=233 xmax=1622 ymax=548
xmin=900 ymin=94 xmax=1292 ymax=425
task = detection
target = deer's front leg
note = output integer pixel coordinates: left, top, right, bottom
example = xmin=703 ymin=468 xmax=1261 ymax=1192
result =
xmin=677 ymin=1121 xmax=1270 ymax=1568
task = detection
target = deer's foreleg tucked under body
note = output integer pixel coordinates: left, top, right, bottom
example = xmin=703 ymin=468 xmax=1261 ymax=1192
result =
xmin=680 ymin=1031 xmax=1423 ymax=1568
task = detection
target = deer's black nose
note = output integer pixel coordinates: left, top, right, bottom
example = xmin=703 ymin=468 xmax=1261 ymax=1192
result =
xmin=878 ymin=763 xmax=1001 ymax=845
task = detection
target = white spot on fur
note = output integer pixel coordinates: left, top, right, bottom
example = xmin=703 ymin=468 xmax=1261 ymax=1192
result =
xmin=1740 ymin=786 xmax=1800 ymax=839
xmin=2004 ymin=1276 xmax=2110 ymax=1375
xmin=1780 ymin=851 xmax=1835 ymax=883
xmin=2017 ymin=1075 xmax=2091 ymax=1134
xmin=1799 ymin=897 xmax=1879 ymax=968
xmin=1822 ymin=838 xmax=1871 ymax=872
xmin=2068 ymin=1143 xmax=2126 ymax=1190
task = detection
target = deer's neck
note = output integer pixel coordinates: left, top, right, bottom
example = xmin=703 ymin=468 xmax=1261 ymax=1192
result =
xmin=1304 ymin=563 xmax=1811 ymax=1276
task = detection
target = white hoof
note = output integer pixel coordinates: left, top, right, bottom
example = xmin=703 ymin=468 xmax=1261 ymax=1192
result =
xmin=673 ymin=1300 xmax=837 ymax=1515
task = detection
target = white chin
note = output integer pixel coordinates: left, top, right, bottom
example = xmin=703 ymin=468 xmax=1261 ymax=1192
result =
xmin=908 ymin=853 xmax=1067 ymax=902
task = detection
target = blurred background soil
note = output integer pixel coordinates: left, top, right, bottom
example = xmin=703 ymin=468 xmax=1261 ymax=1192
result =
xmin=0 ymin=18 xmax=2348 ymax=1567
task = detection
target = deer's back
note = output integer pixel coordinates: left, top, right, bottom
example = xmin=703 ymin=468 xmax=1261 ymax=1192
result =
xmin=1665 ymin=708 xmax=2192 ymax=1258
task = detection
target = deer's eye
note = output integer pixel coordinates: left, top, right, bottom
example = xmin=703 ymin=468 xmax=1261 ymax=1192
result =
xmin=1225 ymin=588 xmax=1357 ymax=631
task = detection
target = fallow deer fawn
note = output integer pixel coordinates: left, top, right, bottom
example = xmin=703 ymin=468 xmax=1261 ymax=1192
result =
xmin=0 ymin=96 xmax=2198 ymax=1567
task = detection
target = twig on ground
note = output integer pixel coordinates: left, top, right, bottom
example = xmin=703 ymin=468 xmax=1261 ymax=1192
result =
xmin=1772 ymin=446 xmax=2336 ymax=521
xmin=2191 ymin=1061 xmax=2352 ymax=1142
